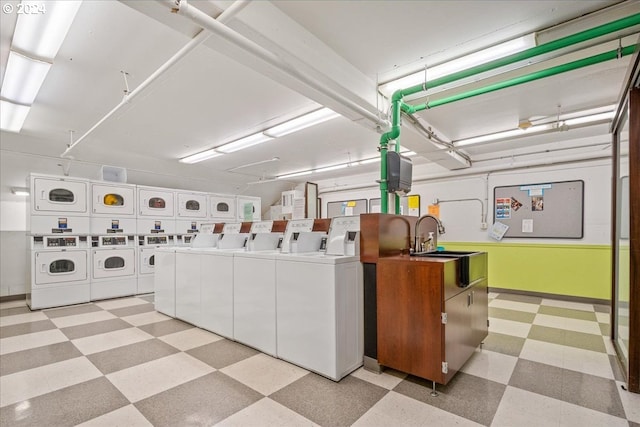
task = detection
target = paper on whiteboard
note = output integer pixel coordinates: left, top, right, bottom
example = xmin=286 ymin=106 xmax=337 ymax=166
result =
xmin=522 ymin=219 xmax=534 ymax=233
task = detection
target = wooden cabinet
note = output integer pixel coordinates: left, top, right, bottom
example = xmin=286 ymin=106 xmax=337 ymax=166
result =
xmin=377 ymin=255 xmax=488 ymax=384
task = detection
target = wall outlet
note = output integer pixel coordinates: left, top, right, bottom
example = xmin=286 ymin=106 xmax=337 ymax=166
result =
xmin=480 ymin=222 xmax=488 ymax=230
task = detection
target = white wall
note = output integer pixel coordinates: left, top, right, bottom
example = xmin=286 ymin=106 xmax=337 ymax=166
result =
xmin=317 ymin=158 xmax=611 ymax=245
xmin=1 ymin=200 xmax=28 ymax=296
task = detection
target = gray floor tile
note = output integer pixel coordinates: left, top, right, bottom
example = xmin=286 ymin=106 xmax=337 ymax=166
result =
xmin=108 ymin=302 xmax=155 ymax=317
xmin=494 ymin=293 xmax=542 ymax=305
xmin=0 ymin=377 xmax=129 ymax=426
xmin=600 ymin=322 xmax=611 ymax=336
xmin=0 ymin=319 xmax=57 ymax=339
xmin=593 ymin=304 xmax=610 ymax=313
xmin=135 ymin=372 xmax=262 ymax=426
xmin=137 ymin=318 xmax=194 ymax=337
xmin=509 ymin=359 xmax=626 ymax=418
xmin=44 ymin=303 xmax=103 ymax=319
xmin=61 ymin=318 xmax=133 ymax=340
xmin=0 ymin=306 xmax=31 ymax=317
xmin=187 ymin=339 xmax=259 ymax=369
xmin=88 ymin=338 xmax=180 ymax=375
xmin=270 ymin=373 xmax=388 ymax=426
xmin=489 ymin=307 xmax=536 ymax=324
xmin=482 ymin=332 xmax=526 ymax=357
xmin=138 ymin=294 xmax=154 ymax=303
xmin=0 ymin=341 xmax=83 ymax=376
xmin=527 ymin=325 xmax=606 ymax=353
xmin=630 ymin=421 xmax=640 ymax=427
xmin=394 ymin=372 xmax=505 ymax=426
xmin=538 ymin=305 xmax=597 ymax=321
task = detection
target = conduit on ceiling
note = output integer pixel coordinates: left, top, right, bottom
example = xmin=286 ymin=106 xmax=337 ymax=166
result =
xmin=60 ymin=0 xmax=250 ymax=158
xmin=378 ymin=13 xmax=640 ymax=214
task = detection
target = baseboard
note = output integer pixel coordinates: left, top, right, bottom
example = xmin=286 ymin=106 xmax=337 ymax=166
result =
xmin=490 ymin=287 xmax=609 ymax=307
xmin=0 ymin=294 xmax=26 ymax=303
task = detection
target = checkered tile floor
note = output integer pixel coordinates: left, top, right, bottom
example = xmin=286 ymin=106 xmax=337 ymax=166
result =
xmin=1 ymin=292 xmax=639 ymax=426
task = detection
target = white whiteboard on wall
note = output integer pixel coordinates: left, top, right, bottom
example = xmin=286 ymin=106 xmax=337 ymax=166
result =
xmin=493 ymin=180 xmax=584 ymax=238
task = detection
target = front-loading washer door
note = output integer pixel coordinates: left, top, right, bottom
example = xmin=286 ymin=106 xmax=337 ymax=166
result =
xmin=139 ymin=248 xmax=155 ymax=275
xmin=93 ymin=248 xmax=136 ymax=279
xmin=34 ymin=250 xmax=88 ymax=285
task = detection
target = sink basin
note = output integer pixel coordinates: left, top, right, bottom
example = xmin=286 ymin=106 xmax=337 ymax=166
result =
xmin=411 ymin=250 xmax=486 ymax=287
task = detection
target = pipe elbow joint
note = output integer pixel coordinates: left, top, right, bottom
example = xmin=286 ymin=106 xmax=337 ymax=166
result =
xmin=391 ymin=90 xmax=404 ymax=103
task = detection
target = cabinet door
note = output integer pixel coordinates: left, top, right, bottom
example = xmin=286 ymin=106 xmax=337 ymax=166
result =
xmin=377 ymin=261 xmax=443 ymax=382
xmin=471 ymin=280 xmax=489 ymax=347
xmin=443 ymin=289 xmax=473 ymax=383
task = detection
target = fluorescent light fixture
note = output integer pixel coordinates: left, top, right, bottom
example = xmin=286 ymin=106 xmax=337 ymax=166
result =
xmin=314 ymin=164 xmax=349 ymax=173
xmin=0 ymin=100 xmax=31 ymax=132
xmin=11 ymin=187 xmax=30 ymax=196
xmin=264 ymin=108 xmax=340 ymax=137
xmin=179 ymin=149 xmax=223 ymax=164
xmin=380 ymin=34 xmax=536 ymax=95
xmin=357 ymin=158 xmax=380 ymax=165
xmin=12 ymin=1 xmax=83 ymax=60
xmin=276 ymin=170 xmax=313 ymax=180
xmin=216 ymin=133 xmax=274 ymax=154
xmin=456 ymin=123 xmax=555 ymax=147
xmin=564 ymin=111 xmax=615 ymax=126
xmin=1 ymin=51 xmax=52 ymax=104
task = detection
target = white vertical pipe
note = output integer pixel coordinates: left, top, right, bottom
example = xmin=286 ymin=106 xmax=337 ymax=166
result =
xmin=173 ymin=0 xmax=385 ymax=127
xmin=61 ymin=0 xmax=250 ymax=157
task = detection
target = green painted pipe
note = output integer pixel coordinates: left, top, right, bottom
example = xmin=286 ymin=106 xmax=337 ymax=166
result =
xmin=412 ymin=44 xmax=636 ymax=111
xmin=394 ymin=13 xmax=640 ymax=101
xmin=377 ymin=12 xmax=640 ymax=213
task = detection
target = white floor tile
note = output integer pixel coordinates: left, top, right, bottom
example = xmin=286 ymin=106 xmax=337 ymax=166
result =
xmin=460 ymin=349 xmax=518 ymax=384
xmin=533 ymin=314 xmax=601 ymax=335
xmin=0 ymin=357 xmax=102 ymax=407
xmin=72 ymin=328 xmax=152 ymax=355
xmin=353 ymin=391 xmax=482 ymax=427
xmin=492 ymin=386 xmax=628 ymax=427
xmin=49 ymin=310 xmax=117 ymax=328
xmin=488 ymin=292 xmax=500 ymax=299
xmin=488 ymin=317 xmax=532 ymax=338
xmin=0 ymin=329 xmax=68 ymax=355
xmin=220 ymin=353 xmax=308 ymax=396
xmin=94 ymin=298 xmax=148 ymax=310
xmin=603 ymin=336 xmax=617 ymax=355
xmin=0 ymin=311 xmax=48 ymax=327
xmin=216 ymin=397 xmax=318 ymax=427
xmin=106 ymin=353 xmax=215 ymax=402
xmin=121 ymin=311 xmax=171 ymax=327
xmin=76 ymin=404 xmax=153 ymax=427
xmin=540 ymin=299 xmax=595 ymax=312
xmin=489 ymin=299 xmax=540 ymax=313
xmin=595 ymin=312 xmax=610 ymax=324
xmin=350 ymin=367 xmax=407 ymax=390
xmin=617 ymin=381 xmax=640 ymax=423
xmin=158 ymin=327 xmax=223 ymax=351
xmin=520 ymin=339 xmax=614 ymax=379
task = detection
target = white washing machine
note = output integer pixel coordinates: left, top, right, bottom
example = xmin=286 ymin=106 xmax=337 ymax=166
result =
xmin=137 ymin=185 xmax=176 ymax=234
xmin=209 ymin=193 xmax=236 ymax=221
xmin=154 ymin=247 xmax=177 ymax=317
xmin=27 ymin=235 xmax=91 ymax=310
xmin=28 ymin=174 xmax=90 ymax=235
xmin=90 ymin=235 xmax=137 ymax=300
xmin=90 ymin=181 xmax=137 ymax=235
xmin=137 ymin=234 xmax=175 ymax=294
xmin=233 ymin=250 xmax=279 ymax=356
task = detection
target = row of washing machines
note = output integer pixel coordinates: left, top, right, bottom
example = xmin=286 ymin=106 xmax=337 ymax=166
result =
xmin=26 ymin=173 xmax=261 ymax=310
xmin=154 ymin=217 xmax=363 ymax=381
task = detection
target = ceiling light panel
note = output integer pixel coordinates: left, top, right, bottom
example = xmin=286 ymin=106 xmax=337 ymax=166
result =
xmin=216 ymin=133 xmax=274 ymax=154
xmin=276 ymin=170 xmax=313 ymax=180
xmin=179 ymin=149 xmax=223 ymax=164
xmin=264 ymin=108 xmax=340 ymax=137
xmin=11 ymin=0 xmax=83 ymax=60
xmin=0 ymin=100 xmax=31 ymax=132
xmin=1 ymin=51 xmax=51 ymax=104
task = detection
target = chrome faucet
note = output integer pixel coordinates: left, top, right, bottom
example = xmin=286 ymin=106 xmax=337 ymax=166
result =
xmin=414 ymin=214 xmax=445 ymax=252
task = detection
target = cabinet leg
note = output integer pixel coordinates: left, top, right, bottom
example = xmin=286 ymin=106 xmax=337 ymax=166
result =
xmin=430 ymin=381 xmax=439 ymax=397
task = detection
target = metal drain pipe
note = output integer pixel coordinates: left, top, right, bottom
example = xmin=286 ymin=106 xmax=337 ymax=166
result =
xmin=61 ymin=0 xmax=250 ymax=158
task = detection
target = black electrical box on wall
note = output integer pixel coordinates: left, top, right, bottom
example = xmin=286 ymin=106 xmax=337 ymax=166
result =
xmin=387 ymin=151 xmax=412 ymax=195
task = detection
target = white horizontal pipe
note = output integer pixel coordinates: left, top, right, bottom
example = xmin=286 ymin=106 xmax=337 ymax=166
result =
xmin=61 ymin=0 xmax=250 ymax=157
xmin=173 ymin=0 xmax=385 ymax=127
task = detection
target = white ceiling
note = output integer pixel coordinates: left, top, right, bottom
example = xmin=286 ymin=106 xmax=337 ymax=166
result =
xmin=1 ymin=0 xmax=638 ymax=206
